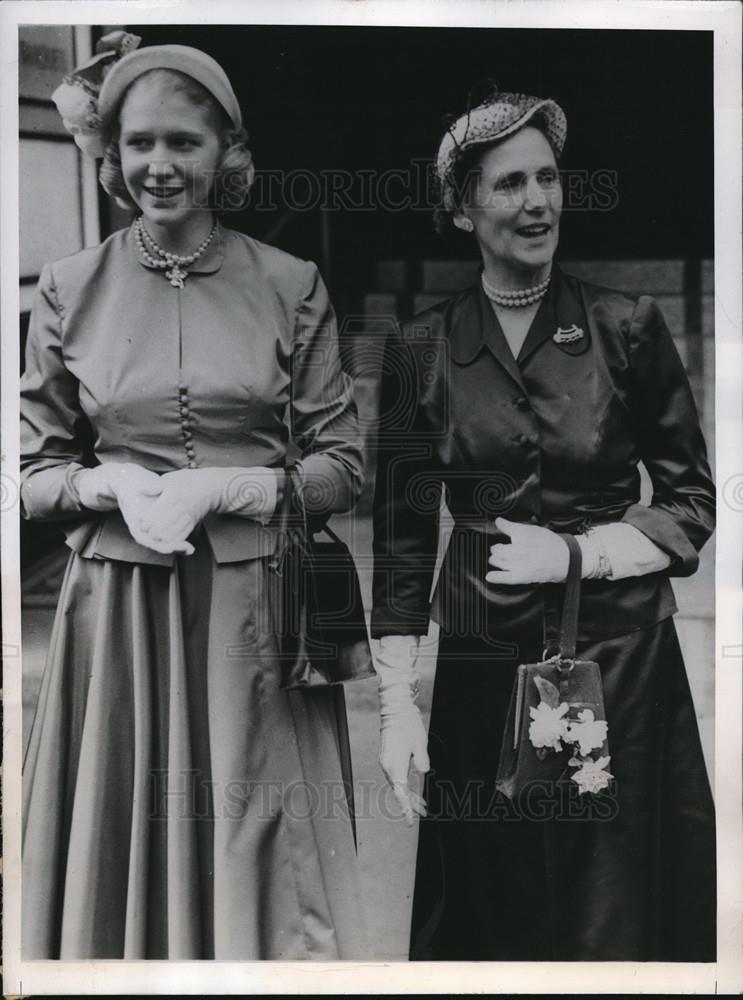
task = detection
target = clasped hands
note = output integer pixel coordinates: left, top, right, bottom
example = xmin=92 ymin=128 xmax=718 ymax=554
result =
xmin=486 ymin=516 xmax=569 ymax=585
xmin=75 ymin=462 xmax=277 ymax=555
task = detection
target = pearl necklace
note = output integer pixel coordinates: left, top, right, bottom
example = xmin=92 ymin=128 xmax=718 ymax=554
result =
xmin=481 ymin=272 xmax=551 ymax=308
xmin=134 ymin=217 xmax=217 ymax=288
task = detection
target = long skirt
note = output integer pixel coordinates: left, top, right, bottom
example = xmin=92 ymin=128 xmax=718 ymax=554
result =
xmin=410 ymin=618 xmax=716 ymax=961
xmin=22 ymin=538 xmax=369 ymax=959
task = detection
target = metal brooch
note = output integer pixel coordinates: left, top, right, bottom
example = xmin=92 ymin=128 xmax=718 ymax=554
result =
xmin=552 ymin=324 xmax=584 ymax=344
xmin=165 ymin=265 xmax=187 ymax=289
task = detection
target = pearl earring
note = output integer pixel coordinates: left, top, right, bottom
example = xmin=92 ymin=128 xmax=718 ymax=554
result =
xmin=460 ymin=218 xmax=474 ymax=232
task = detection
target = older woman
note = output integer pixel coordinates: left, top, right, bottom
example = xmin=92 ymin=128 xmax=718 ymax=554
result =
xmin=22 ymin=37 xmax=367 ymax=959
xmin=372 ymin=88 xmax=715 ymax=961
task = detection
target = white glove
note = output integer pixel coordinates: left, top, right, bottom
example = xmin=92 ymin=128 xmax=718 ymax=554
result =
xmin=486 ymin=517 xmax=570 ymax=584
xmin=376 ymin=634 xmax=430 ymax=826
xmin=136 ymin=467 xmax=279 ymax=555
xmin=486 ymin=517 xmax=672 ymax=586
xmin=73 ymin=463 xmax=190 ymax=555
xmin=578 ymin=522 xmax=671 ymax=580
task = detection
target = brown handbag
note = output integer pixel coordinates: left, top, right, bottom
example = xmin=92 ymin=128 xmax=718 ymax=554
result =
xmin=495 ymin=533 xmax=611 ymax=800
xmin=268 ymin=466 xmax=375 ymax=690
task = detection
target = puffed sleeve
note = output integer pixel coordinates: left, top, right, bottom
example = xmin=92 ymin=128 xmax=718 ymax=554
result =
xmin=370 ymin=326 xmax=441 ymax=637
xmin=20 ymin=263 xmax=89 ymax=520
xmin=621 ymin=295 xmax=715 ymax=576
xmin=290 ymin=262 xmax=363 ymax=516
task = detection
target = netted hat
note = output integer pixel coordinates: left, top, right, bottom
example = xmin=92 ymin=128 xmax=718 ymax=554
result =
xmin=435 ymin=90 xmax=567 ymax=211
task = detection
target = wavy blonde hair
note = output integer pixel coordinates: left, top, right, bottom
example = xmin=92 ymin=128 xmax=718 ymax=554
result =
xmin=98 ymin=68 xmax=255 ymax=213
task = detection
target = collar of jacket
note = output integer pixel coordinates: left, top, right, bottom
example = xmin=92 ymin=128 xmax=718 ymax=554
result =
xmin=448 ymin=264 xmax=587 ymax=374
xmin=131 ymin=217 xmax=227 ymax=275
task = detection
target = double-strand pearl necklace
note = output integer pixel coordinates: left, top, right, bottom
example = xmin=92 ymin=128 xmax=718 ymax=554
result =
xmin=134 ymin=217 xmax=217 ymax=289
xmin=481 ymin=271 xmax=551 ymax=308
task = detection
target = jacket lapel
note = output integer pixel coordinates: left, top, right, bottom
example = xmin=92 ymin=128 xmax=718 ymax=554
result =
xmin=518 ymin=265 xmax=590 ymax=365
xmin=449 ymin=281 xmax=527 ymax=393
xmin=515 ymin=284 xmax=557 ymax=366
xmin=447 ymin=266 xmax=590 ymax=384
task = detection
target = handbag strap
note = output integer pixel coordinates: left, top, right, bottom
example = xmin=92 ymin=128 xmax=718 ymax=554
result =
xmin=269 ymin=466 xmax=306 ymax=574
xmin=555 ymin=533 xmax=582 ymax=661
xmin=275 ymin=465 xmax=304 ymax=534
xmin=269 ymin=465 xmax=337 ymax=574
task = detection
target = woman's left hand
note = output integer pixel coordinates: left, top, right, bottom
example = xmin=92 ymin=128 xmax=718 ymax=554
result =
xmin=136 ymin=467 xmax=279 ymax=553
xmin=486 ymin=517 xmax=570 ymax=585
xmin=136 ymin=468 xmax=222 ymax=553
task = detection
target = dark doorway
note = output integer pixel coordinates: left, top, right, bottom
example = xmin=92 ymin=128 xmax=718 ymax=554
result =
xmin=123 ymin=24 xmax=713 ymax=290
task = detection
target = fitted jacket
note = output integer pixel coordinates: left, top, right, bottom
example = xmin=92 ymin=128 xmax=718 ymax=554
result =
xmin=20 ymin=222 xmax=363 ymax=566
xmin=371 ymin=266 xmax=715 ymax=642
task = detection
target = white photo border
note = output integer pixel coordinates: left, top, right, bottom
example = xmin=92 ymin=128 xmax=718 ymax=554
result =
xmin=2 ymin=0 xmax=741 ymax=993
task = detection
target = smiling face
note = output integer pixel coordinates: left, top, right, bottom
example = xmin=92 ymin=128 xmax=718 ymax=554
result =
xmin=455 ymin=126 xmax=562 ymax=286
xmin=118 ymin=71 xmax=223 ymax=238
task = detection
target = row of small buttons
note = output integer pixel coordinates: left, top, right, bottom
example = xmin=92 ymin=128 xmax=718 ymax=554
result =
xmin=177 ymin=382 xmax=196 ymax=469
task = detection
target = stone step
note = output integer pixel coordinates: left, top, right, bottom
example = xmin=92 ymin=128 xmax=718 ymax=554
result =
xmin=558 ymin=259 xmax=687 ymax=295
xmin=374 ymin=258 xmax=714 ymax=299
xmin=701 ymin=259 xmax=714 ymax=293
xmin=359 ymin=290 xmax=714 ymax=351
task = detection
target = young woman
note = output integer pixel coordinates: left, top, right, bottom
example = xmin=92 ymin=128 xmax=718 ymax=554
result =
xmin=372 ymin=87 xmax=716 ymax=961
xmin=22 ymin=38 xmax=367 ymax=960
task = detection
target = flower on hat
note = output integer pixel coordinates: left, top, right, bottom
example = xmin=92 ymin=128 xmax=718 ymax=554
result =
xmin=565 ymin=708 xmax=608 ymax=756
xmin=52 ymin=80 xmax=98 ymax=123
xmin=74 ymin=132 xmax=107 ymax=159
xmin=52 ymin=80 xmax=104 ymax=155
xmin=51 ymin=32 xmax=140 ymax=158
xmin=568 ymin=755 xmax=613 ymax=795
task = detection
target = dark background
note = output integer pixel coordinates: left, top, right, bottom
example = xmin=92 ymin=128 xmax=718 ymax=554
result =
xmin=122 ymin=24 xmax=714 ymax=286
xmin=21 ymin=24 xmax=714 ymax=568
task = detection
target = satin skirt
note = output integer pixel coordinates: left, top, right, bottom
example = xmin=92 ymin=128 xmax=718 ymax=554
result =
xmin=22 ymin=538 xmax=368 ymax=959
xmin=410 ymin=619 xmax=716 ymax=961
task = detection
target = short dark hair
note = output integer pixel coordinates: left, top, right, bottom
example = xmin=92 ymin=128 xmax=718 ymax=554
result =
xmin=433 ymin=113 xmax=558 ymax=238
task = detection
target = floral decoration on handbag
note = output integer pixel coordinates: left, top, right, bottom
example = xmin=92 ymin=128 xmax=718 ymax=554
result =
xmin=495 ymin=533 xmax=613 ymax=800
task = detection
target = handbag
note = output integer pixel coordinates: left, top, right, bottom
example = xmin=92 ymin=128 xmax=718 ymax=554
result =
xmin=268 ymin=466 xmax=375 ymax=690
xmin=495 ymin=533 xmax=611 ymax=800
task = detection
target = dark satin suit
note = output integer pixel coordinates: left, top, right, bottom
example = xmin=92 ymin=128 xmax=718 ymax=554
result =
xmin=372 ymin=266 xmax=716 ymax=961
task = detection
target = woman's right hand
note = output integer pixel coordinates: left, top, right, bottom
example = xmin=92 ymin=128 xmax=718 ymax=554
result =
xmin=75 ymin=463 xmax=158 ymax=511
xmin=376 ymin=635 xmax=430 ymax=826
xmin=74 ymin=464 xmax=193 ymax=555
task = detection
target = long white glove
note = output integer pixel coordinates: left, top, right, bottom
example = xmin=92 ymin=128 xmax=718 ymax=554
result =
xmin=136 ymin=466 xmax=279 ymax=555
xmin=376 ymin=634 xmax=430 ymax=826
xmin=73 ymin=462 xmax=188 ymax=555
xmin=486 ymin=517 xmax=570 ymax=584
xmin=487 ymin=517 xmax=672 ymax=585
xmin=577 ymin=523 xmax=671 ymax=580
